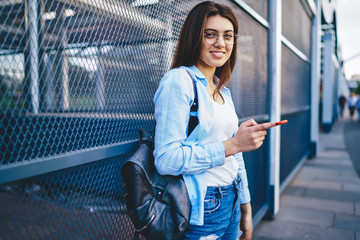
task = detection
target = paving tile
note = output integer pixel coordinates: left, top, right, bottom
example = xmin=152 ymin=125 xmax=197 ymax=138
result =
xmin=294 ymin=167 xmax=347 ymax=181
xmin=317 ymin=151 xmax=351 ymax=160
xmin=300 ymin=166 xmax=342 ymax=177
xmin=315 ymin=175 xmax=360 ymax=184
xmin=282 ymin=186 xmax=306 ymax=196
xmin=306 ymin=188 xmax=360 ymax=202
xmin=295 ymin=167 xmax=358 ymax=183
xmin=333 ymin=213 xmax=360 ymax=231
xmin=314 ymin=158 xmax=352 ymax=165
xmin=344 ymin=183 xmax=360 ymax=192
xmin=254 ymin=220 xmax=354 ymax=240
xmin=309 ymin=156 xmax=350 ymax=162
xmin=324 ymin=146 xmax=347 ymax=151
xmin=342 ymin=168 xmax=360 ymax=177
xmin=280 ymin=195 xmax=354 ymax=215
xmin=252 ymin=236 xmax=279 ymax=240
xmin=295 ymin=170 xmax=318 ymax=180
xmin=276 ymin=206 xmax=333 ymax=227
xmin=356 ymin=203 xmax=360 ymax=216
xmin=356 ymin=231 xmax=360 ymax=240
xmin=290 ymin=179 xmax=342 ymax=190
xmin=319 ymin=135 xmax=344 ymax=142
xmin=305 ymin=160 xmax=353 ymax=168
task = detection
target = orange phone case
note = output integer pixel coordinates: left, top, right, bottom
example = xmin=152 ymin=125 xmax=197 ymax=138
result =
xmin=275 ymin=120 xmax=288 ymax=125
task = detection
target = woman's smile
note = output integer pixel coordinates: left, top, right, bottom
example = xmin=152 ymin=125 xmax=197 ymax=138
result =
xmin=210 ymin=50 xmax=226 ymax=58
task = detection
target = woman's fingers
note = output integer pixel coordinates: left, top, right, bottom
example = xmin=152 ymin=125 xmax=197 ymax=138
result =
xmin=252 ymin=120 xmax=288 ymax=131
xmin=228 ymin=119 xmax=288 ymax=154
xmin=252 ymin=121 xmax=277 ymax=131
xmin=241 ymin=118 xmax=258 ymax=128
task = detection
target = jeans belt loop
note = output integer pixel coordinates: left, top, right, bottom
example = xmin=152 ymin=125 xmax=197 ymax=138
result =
xmin=234 ymin=177 xmax=241 ymax=190
xmin=218 ymin=186 xmax=223 ymax=200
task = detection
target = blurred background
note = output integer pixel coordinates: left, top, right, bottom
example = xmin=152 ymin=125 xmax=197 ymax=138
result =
xmin=337 ymin=0 xmax=360 ymax=83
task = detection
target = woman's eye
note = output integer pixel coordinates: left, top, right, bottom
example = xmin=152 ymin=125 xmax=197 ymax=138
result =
xmin=225 ymin=34 xmax=233 ymax=39
xmin=205 ymin=33 xmax=217 ymax=38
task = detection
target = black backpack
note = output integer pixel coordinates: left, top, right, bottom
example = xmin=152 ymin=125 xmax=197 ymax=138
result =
xmin=121 ymin=75 xmax=198 ymax=240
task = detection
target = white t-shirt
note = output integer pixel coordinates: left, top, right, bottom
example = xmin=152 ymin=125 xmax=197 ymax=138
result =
xmin=201 ymin=94 xmax=239 ymax=186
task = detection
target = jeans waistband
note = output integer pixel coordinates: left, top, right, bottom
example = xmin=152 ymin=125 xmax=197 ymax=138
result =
xmin=206 ymin=176 xmax=241 ymax=195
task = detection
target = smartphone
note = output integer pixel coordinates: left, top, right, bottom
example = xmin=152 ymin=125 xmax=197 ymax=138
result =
xmin=255 ymin=120 xmax=288 ymax=130
xmin=275 ymin=120 xmax=288 ymax=126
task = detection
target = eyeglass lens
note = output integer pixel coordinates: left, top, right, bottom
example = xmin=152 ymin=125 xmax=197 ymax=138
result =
xmin=204 ymin=30 xmax=236 ymax=45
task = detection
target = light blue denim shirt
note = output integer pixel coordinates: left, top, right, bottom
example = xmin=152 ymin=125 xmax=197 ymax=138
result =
xmin=153 ymin=65 xmax=251 ymax=225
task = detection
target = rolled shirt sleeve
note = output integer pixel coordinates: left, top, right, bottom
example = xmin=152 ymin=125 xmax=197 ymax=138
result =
xmin=234 ymin=152 xmax=251 ymax=204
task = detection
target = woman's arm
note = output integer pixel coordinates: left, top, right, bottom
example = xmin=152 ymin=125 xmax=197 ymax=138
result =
xmin=234 ymin=152 xmax=251 ymax=203
xmin=153 ymin=69 xmax=225 ymax=176
xmin=240 ymin=203 xmax=253 ymax=240
xmin=234 ymin=152 xmax=252 ymax=239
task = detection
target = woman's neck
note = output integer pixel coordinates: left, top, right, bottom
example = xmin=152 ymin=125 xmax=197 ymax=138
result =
xmin=195 ymin=62 xmax=216 ymax=86
xmin=195 ymin=62 xmax=224 ymax=104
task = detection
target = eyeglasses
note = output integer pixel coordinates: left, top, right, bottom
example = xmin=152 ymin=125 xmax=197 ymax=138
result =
xmin=204 ymin=30 xmax=238 ymax=45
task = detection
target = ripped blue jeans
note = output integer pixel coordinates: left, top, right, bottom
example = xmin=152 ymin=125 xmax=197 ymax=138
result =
xmin=181 ymin=177 xmax=241 ymax=240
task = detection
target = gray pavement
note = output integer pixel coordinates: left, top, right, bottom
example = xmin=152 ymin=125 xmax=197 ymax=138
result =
xmin=344 ymin=113 xmax=360 ymax=176
xmin=253 ymin=112 xmax=360 ymax=240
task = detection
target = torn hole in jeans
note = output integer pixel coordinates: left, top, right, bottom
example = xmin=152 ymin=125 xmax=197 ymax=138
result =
xmin=199 ymin=234 xmax=219 ymax=240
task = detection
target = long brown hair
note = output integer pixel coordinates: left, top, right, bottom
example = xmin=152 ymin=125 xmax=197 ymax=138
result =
xmin=171 ymin=1 xmax=238 ymax=94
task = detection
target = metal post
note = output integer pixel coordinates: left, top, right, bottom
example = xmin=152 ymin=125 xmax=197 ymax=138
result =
xmin=310 ymin=0 xmax=321 ymax=157
xmin=162 ymin=1 xmax=174 ymax=72
xmin=28 ymin=0 xmax=39 ymax=114
xmin=45 ymin=54 xmax=55 ymax=110
xmin=53 ymin=8 xmax=70 ymax=111
xmin=60 ymin=21 xmax=69 ymax=111
xmin=165 ymin=15 xmax=173 ymax=70
xmin=38 ymin=0 xmax=45 ymax=112
xmin=96 ymin=46 xmax=105 ymax=110
xmin=333 ymin=58 xmax=339 ymax=119
xmin=321 ymin=31 xmax=334 ymax=132
xmin=267 ymin=0 xmax=282 ymax=218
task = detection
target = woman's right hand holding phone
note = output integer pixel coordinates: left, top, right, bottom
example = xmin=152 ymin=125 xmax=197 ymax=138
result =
xmin=223 ymin=119 xmax=287 ymax=157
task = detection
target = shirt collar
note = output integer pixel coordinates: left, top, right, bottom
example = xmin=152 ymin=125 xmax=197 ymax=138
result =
xmin=188 ymin=65 xmax=208 ymax=87
xmin=187 ymin=65 xmax=223 ymax=89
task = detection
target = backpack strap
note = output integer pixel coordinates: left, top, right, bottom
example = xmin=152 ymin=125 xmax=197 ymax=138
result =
xmin=151 ymin=68 xmax=199 ymax=140
xmin=190 ymin=77 xmax=198 ymax=113
xmin=185 ymin=70 xmax=198 ymax=136
xmin=139 ymin=128 xmax=152 ymax=144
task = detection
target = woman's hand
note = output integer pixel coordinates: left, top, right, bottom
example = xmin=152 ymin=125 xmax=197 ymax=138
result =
xmin=223 ymin=119 xmax=277 ymax=157
xmin=239 ymin=203 xmax=253 ymax=240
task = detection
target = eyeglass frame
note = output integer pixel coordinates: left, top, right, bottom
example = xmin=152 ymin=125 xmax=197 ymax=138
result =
xmin=203 ymin=29 xmax=238 ymax=45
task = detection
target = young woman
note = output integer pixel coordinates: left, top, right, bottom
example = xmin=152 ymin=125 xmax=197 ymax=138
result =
xmin=153 ymin=1 xmax=276 ymax=239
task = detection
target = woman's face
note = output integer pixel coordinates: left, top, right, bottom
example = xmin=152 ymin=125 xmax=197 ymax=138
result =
xmin=196 ymin=15 xmax=234 ymax=73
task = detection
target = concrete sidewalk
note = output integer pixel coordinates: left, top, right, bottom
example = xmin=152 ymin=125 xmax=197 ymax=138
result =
xmin=253 ymin=117 xmax=360 ymax=240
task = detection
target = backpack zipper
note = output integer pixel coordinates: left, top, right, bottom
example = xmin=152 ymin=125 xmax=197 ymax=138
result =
xmin=135 ymin=214 xmax=155 ymax=232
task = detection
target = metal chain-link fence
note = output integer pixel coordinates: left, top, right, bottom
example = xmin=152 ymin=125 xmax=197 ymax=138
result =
xmin=0 ymin=0 xmax=197 ymax=238
xmin=0 ymin=153 xmax=136 ymax=239
xmin=1 ymin=0 xmax=185 ymax=165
